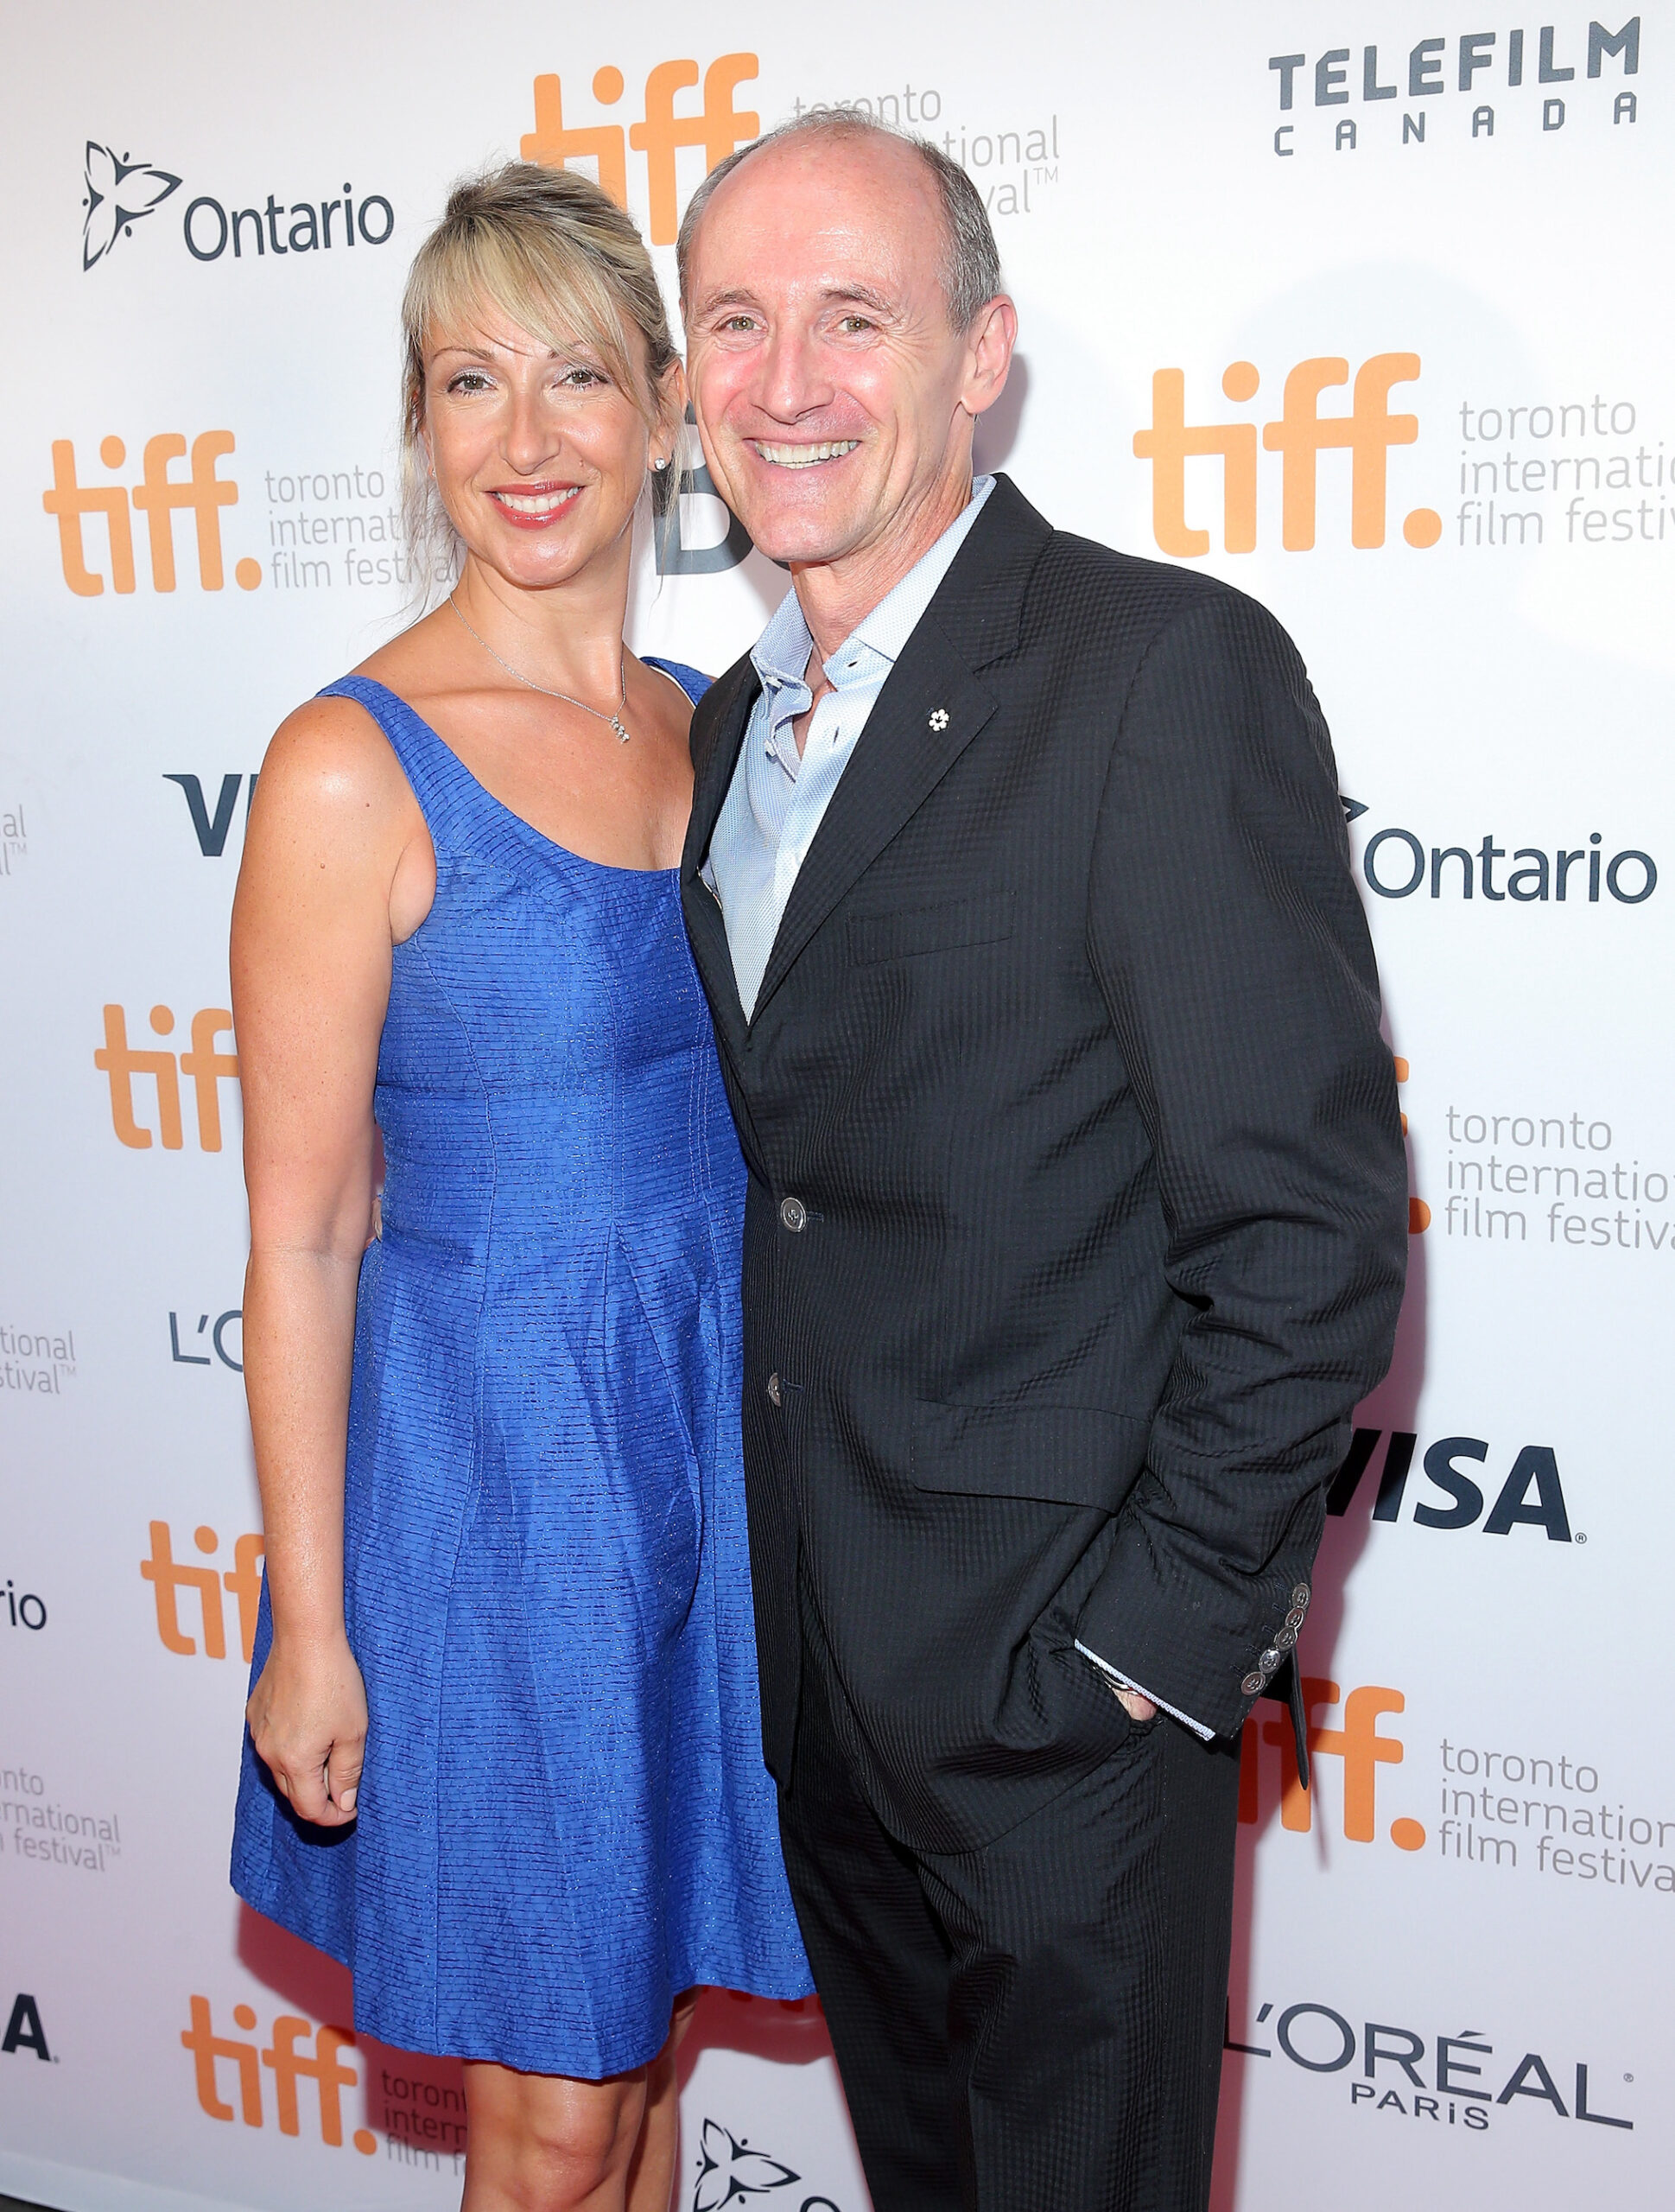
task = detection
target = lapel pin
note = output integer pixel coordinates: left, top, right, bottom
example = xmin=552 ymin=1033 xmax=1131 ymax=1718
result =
xmin=929 ymin=708 xmax=949 ymax=731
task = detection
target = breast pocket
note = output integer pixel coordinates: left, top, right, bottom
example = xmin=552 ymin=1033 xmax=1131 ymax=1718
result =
xmin=848 ymin=891 xmax=1016 ymax=965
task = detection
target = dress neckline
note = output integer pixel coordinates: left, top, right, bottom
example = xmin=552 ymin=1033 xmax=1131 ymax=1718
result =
xmin=341 ymin=673 xmax=682 ymax=880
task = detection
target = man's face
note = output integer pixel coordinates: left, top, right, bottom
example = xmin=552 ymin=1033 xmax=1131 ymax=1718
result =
xmin=684 ymin=136 xmax=1003 ymax=573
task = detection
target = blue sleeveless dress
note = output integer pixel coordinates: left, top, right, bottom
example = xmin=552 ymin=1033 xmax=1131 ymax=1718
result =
xmin=230 ymin=665 xmax=811 ymax=2076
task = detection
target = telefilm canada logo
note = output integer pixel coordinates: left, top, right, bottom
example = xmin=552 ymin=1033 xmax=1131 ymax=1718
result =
xmin=80 ymin=138 xmax=394 ymax=270
xmin=1264 ymin=17 xmax=1642 ymax=156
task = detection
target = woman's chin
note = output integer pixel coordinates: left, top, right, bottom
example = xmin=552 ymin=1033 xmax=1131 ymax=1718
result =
xmin=462 ymin=533 xmax=616 ymax=594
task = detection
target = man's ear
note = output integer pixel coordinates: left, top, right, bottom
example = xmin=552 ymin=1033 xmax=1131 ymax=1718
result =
xmin=962 ymin=294 xmax=1019 ymax=420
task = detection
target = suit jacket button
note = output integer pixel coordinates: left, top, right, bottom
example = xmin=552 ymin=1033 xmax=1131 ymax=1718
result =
xmin=779 ymin=1197 xmax=808 ymax=1232
xmin=1241 ymin=1672 xmax=1266 ymax=1696
xmin=766 ymin=1372 xmax=783 ymax=1406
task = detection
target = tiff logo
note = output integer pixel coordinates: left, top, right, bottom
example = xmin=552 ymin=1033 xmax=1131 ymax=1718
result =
xmin=94 ymin=1004 xmax=238 ymax=1150
xmin=142 ymin=1522 xmax=264 ymax=1660
xmin=521 ymin=56 xmax=759 ymax=243
xmin=183 ymin=1997 xmax=376 ymax=2152
xmin=43 ymin=434 xmax=261 ymax=596
xmin=1133 ymin=356 xmax=1440 ymax=556
xmin=1240 ymin=1680 xmax=1426 ymax=1852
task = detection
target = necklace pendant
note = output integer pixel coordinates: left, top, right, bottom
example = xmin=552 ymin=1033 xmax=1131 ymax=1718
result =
xmin=610 ymin=715 xmax=630 ymax=744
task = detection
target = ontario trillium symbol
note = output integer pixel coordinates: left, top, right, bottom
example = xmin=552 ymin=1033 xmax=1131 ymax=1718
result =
xmin=692 ymin=2118 xmax=800 ymax=2210
xmin=82 ymin=141 xmax=181 ymax=270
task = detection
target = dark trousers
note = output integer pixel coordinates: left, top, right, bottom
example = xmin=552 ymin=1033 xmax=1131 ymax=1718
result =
xmin=777 ymin=1647 xmax=1243 ymax=2212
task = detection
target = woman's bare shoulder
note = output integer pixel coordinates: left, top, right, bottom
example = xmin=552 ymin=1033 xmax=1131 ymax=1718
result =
xmin=254 ymin=690 xmax=414 ymax=836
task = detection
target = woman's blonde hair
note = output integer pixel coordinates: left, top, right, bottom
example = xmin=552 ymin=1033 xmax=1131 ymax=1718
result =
xmin=400 ymin=162 xmax=680 ymax=594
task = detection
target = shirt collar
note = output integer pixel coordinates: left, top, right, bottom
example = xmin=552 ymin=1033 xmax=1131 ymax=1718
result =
xmin=750 ymin=474 xmax=996 ymax=697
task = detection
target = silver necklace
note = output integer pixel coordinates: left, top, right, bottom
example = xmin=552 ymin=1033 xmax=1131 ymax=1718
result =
xmin=447 ymin=594 xmax=631 ymax=742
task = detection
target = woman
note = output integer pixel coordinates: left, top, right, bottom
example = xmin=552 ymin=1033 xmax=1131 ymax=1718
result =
xmin=229 ymin=163 xmax=810 ymax=2212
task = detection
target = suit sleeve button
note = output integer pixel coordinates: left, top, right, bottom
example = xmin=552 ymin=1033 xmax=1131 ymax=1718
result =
xmin=1241 ymin=1672 xmax=1266 ymax=1696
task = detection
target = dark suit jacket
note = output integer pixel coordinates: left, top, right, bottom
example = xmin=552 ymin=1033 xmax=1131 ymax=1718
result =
xmin=681 ymin=474 xmax=1408 ymax=1854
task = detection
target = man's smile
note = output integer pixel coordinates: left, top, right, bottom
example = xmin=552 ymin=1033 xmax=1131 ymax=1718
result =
xmin=747 ymin=439 xmax=862 ymax=469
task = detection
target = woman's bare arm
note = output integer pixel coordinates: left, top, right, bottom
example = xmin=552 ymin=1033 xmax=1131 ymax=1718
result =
xmin=232 ymin=697 xmax=428 ymax=1825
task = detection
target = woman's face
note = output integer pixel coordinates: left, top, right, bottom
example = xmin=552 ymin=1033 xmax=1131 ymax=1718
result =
xmin=422 ymin=302 xmax=675 ymax=592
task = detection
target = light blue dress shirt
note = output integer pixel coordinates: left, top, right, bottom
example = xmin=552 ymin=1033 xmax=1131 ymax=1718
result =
xmin=704 ymin=475 xmax=995 ymax=1020
xmin=705 ymin=471 xmax=1213 ymax=1742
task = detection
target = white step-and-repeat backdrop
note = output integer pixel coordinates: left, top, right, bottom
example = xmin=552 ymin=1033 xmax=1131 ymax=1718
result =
xmin=2 ymin=4 xmax=1669 ymax=2209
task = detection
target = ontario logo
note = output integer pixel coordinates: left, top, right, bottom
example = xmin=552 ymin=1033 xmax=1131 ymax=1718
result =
xmin=80 ymin=140 xmax=394 ymax=270
xmin=82 ymin=142 xmax=180 ymax=270
xmin=690 ymin=2118 xmax=841 ymax=2212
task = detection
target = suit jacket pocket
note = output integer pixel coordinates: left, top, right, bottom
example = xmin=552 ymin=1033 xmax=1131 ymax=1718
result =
xmin=849 ymin=890 xmax=1015 ymax=964
xmin=910 ymin=1401 xmax=1148 ymax=1511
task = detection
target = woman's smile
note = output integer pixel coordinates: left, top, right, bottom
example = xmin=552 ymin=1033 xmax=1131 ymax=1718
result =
xmin=485 ymin=480 xmax=584 ymax=527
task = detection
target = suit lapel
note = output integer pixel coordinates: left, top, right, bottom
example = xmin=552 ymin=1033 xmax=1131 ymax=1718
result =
xmin=751 ymin=634 xmax=996 ymax=1020
xmin=680 ymin=658 xmax=758 ymax=1059
xmin=750 ymin=475 xmax=1050 ymax=1024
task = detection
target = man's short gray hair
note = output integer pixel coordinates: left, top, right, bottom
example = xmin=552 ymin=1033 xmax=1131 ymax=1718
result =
xmin=676 ymin=111 xmax=1003 ymax=331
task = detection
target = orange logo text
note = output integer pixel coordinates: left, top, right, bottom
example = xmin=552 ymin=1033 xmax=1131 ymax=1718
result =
xmin=1134 ymin=357 xmax=1441 ymax=556
xmin=143 ymin=1522 xmax=264 ymax=1661
xmin=95 ymin=1005 xmax=238 ymax=1151
xmin=521 ymin=57 xmax=759 ymax=243
xmin=44 ymin=434 xmax=261 ymax=596
xmin=1240 ymin=1679 xmax=1425 ymax=1850
xmin=182 ymin=1997 xmax=375 ymax=2152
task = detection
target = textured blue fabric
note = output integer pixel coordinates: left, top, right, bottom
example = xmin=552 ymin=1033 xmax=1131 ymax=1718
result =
xmin=231 ymin=660 xmax=812 ymax=2075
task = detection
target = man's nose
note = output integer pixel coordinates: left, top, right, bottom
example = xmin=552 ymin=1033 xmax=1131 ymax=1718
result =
xmin=752 ymin=325 xmax=834 ymax=424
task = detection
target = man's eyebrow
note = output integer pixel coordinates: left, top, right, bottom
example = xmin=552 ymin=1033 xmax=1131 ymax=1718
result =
xmin=693 ymin=283 xmax=902 ymax=319
xmin=692 ymin=287 xmax=763 ymax=317
xmin=818 ymin=283 xmax=898 ymax=316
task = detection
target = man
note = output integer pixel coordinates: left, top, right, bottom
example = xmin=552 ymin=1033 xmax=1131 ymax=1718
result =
xmin=676 ymin=114 xmax=1408 ymax=2212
